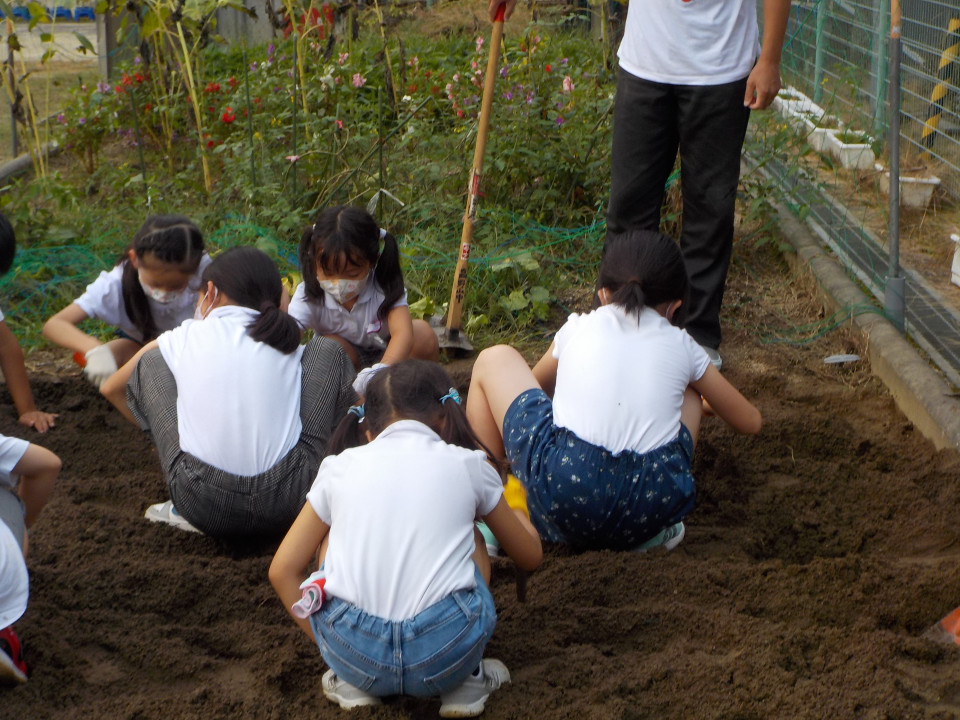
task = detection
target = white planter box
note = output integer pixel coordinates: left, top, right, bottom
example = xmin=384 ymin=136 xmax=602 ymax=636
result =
xmin=808 ymin=126 xmax=839 ymax=154
xmin=879 ymin=172 xmax=940 ymax=209
xmin=828 ymin=132 xmax=876 ymax=170
xmin=773 ymin=88 xmax=822 ymax=117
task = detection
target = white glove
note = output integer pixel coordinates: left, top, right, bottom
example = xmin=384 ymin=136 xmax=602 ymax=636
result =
xmin=352 ymin=363 xmax=388 ymax=397
xmin=83 ymin=345 xmax=118 ymax=388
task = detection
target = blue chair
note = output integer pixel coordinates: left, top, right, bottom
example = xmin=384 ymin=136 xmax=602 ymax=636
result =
xmin=54 ymin=5 xmax=71 ymax=19
xmin=74 ymin=7 xmax=95 ymax=20
xmin=11 ymin=7 xmax=30 ymax=20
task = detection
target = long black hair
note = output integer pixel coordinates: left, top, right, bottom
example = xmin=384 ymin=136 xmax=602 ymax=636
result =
xmin=598 ymin=229 xmax=689 ymax=322
xmin=298 ymin=205 xmax=404 ymax=321
xmin=120 ymin=215 xmax=205 ymax=341
xmin=202 ymin=246 xmax=301 ymax=354
xmin=327 ymin=360 xmax=499 ymax=466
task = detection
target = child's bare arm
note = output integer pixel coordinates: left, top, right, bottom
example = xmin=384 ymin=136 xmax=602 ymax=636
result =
xmin=42 ymin=304 xmax=100 ymax=354
xmin=691 ymin=365 xmax=762 ymax=434
xmin=270 ymin=504 xmax=330 ymax=638
xmin=483 ymin=497 xmax=543 ymax=572
xmin=531 ymin=342 xmax=558 ymax=398
xmin=100 ymin=340 xmax=159 ymax=425
xmin=380 ymin=305 xmax=415 ymax=365
xmin=0 ymin=322 xmax=56 ymax=432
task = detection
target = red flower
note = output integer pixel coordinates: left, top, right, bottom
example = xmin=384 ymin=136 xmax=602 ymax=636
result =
xmin=207 ymin=139 xmax=215 ymax=148
xmin=221 ymin=107 xmax=236 ymax=124
xmin=204 ymin=82 xmax=220 ymax=94
xmin=134 ymin=72 xmax=144 ymax=83
xmin=228 ymin=76 xmax=237 ymax=87
xmin=144 ymin=102 xmax=152 ymax=111
xmin=545 ymin=64 xmax=552 ymax=73
xmin=424 ymin=70 xmax=432 ymax=78
xmin=407 ymin=84 xmax=417 ymax=93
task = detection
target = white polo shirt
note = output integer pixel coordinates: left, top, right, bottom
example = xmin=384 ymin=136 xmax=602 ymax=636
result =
xmin=287 ymin=278 xmax=407 ymax=349
xmin=0 ymin=434 xmax=29 ymax=491
xmin=307 ymin=420 xmax=503 ymax=621
xmin=157 ymin=305 xmax=304 ymax=475
xmin=0 ymin=518 xmax=27 ymax=628
xmin=75 ymin=254 xmax=211 ymax=343
xmin=618 ymin=0 xmax=760 ymax=85
xmin=552 ymin=305 xmax=711 ymax=455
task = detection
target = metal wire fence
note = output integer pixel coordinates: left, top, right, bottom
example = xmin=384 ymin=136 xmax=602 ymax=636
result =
xmin=779 ymin=0 xmax=960 ymax=196
xmin=752 ymin=0 xmax=960 ymax=389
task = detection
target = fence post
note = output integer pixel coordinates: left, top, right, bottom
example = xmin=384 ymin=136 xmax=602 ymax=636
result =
xmin=813 ymin=1 xmax=827 ymax=103
xmin=871 ymin=0 xmax=889 ymax=133
xmin=920 ymin=17 xmax=960 ymax=153
xmin=885 ymin=0 xmax=904 ymax=333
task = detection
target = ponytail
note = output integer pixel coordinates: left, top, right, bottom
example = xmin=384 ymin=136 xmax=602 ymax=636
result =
xmin=248 ymin=300 xmax=301 ymax=354
xmin=373 ymin=229 xmax=404 ymax=322
xmin=327 ymin=405 xmax=368 ymax=455
xmin=598 ymin=229 xmax=688 ymax=321
xmin=203 ymin=246 xmax=302 ymax=354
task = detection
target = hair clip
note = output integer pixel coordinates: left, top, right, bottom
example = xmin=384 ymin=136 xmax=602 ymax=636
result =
xmin=439 ymin=388 xmax=461 ymax=406
xmin=347 ymin=405 xmax=365 ymax=421
xmin=379 ymin=228 xmax=387 ymax=241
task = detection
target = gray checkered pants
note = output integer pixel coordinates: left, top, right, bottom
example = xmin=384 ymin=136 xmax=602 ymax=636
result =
xmin=126 ymin=337 xmax=356 ymax=538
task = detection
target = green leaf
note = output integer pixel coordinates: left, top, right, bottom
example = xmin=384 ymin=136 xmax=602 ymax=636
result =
xmin=464 ymin=313 xmax=489 ymax=332
xmin=74 ymin=31 xmax=96 ymax=55
xmin=408 ymin=296 xmax=436 ymax=320
xmin=499 ymin=289 xmax=530 ymax=313
xmin=40 ymin=33 xmax=53 ymax=43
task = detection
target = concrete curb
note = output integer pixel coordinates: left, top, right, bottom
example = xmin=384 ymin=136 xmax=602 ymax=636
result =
xmin=773 ymin=204 xmax=960 ymax=453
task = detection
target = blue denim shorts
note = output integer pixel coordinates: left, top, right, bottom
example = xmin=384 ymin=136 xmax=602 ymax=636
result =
xmin=502 ymin=388 xmax=695 ymax=550
xmin=309 ymin=566 xmax=496 ymax=698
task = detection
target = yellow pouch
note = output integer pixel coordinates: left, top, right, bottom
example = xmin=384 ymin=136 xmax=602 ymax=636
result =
xmin=503 ymin=474 xmax=529 ymax=519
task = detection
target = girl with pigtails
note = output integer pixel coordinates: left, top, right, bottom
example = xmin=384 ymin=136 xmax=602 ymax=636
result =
xmin=270 ymin=359 xmax=541 ymax=717
xmin=43 ymin=215 xmax=211 ymax=388
xmin=101 ymin=247 xmax=356 ymax=538
xmin=289 ymin=205 xmax=439 ymax=397
xmin=466 ymin=229 xmax=762 ymax=553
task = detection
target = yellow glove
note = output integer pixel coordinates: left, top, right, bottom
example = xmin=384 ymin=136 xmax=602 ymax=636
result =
xmin=503 ymin=474 xmax=529 ymax=519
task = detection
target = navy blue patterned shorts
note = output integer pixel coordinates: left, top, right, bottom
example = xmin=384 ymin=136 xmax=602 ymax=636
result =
xmin=502 ymin=389 xmax=695 ymax=550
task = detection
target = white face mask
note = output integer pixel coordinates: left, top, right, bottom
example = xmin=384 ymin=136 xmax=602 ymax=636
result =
xmin=194 ymin=287 xmax=218 ymax=320
xmin=139 ymin=276 xmax=185 ymax=305
xmin=319 ymin=275 xmax=367 ymax=305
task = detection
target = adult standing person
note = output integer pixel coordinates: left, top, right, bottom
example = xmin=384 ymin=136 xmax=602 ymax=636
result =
xmin=604 ymin=0 xmax=791 ymax=368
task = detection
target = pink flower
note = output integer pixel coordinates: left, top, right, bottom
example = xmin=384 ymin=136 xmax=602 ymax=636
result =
xmin=352 ymin=73 xmax=366 ymax=88
xmin=338 ymin=52 xmax=349 ymax=65
xmin=562 ymin=76 xmax=574 ymax=93
xmin=556 ymin=116 xmax=564 ymax=126
xmin=476 ymin=36 xmax=484 ymax=53
xmin=336 ymin=119 xmax=343 ymax=129
xmin=286 ymin=155 xmax=300 ymax=163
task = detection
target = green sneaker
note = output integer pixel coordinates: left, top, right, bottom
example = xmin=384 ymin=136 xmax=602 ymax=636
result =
xmin=632 ymin=522 xmax=685 ymax=553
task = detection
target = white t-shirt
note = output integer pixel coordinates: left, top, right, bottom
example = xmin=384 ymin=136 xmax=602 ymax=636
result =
xmin=74 ymin=254 xmax=212 ymax=343
xmin=306 ymin=419 xmax=503 ymax=621
xmin=552 ymin=305 xmax=711 ymax=455
xmin=0 ymin=518 xmax=28 ymax=628
xmin=0 ymin=434 xmax=29 ymax=490
xmin=157 ymin=306 xmax=304 ymax=475
xmin=617 ymin=0 xmax=760 ymax=85
xmin=287 ymin=277 xmax=407 ymax=349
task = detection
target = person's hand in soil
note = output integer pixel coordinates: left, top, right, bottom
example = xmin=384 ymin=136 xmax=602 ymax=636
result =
xmin=18 ymin=410 xmax=57 ymax=434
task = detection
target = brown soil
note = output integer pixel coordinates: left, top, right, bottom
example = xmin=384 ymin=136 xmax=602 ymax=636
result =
xmin=4 ymin=239 xmax=960 ymax=720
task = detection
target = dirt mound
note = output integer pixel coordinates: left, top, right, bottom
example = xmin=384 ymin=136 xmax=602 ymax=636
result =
xmin=5 ymin=240 xmax=960 ymax=719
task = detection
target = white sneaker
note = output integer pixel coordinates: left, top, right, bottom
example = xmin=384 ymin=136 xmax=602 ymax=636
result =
xmin=321 ymin=669 xmax=382 ymax=709
xmin=144 ymin=500 xmax=201 ymax=533
xmin=632 ymin=522 xmax=685 ymax=553
xmin=439 ymin=659 xmax=511 ymax=718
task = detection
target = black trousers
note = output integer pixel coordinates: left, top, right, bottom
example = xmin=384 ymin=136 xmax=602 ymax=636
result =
xmin=606 ymin=69 xmax=751 ymax=350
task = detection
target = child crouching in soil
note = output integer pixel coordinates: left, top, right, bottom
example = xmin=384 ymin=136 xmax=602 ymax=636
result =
xmin=270 ymin=360 xmax=541 ymax=717
xmin=466 ymin=229 xmax=762 ymax=552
